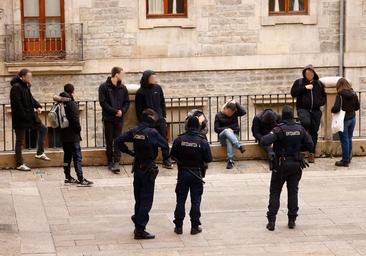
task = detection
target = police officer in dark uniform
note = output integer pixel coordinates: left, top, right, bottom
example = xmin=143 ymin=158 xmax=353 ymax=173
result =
xmin=260 ymin=105 xmax=314 ymax=231
xmin=115 ymin=108 xmax=169 ymax=240
xmin=171 ymin=116 xmax=212 ymax=235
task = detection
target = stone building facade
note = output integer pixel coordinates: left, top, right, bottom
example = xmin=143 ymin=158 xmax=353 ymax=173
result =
xmin=0 ymin=0 xmax=365 ymax=150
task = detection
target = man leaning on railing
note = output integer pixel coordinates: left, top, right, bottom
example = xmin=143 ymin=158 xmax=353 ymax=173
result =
xmin=10 ymin=68 xmax=51 ymax=171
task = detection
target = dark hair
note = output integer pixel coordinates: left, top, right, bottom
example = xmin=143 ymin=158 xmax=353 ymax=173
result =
xmin=142 ymin=108 xmax=159 ymax=124
xmin=225 ymin=102 xmax=237 ymax=112
xmin=186 ymin=116 xmax=200 ymax=130
xmin=111 ymin=67 xmax=123 ymax=77
xmin=18 ymin=68 xmax=30 ymax=78
xmin=64 ymin=83 xmax=75 ymax=94
xmin=282 ymin=105 xmax=294 ymax=120
xmin=336 ymin=78 xmax=353 ymax=92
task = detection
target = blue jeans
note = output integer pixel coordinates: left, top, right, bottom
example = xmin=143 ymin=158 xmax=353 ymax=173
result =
xmin=219 ymin=129 xmax=241 ymax=160
xmin=338 ymin=117 xmax=356 ymax=163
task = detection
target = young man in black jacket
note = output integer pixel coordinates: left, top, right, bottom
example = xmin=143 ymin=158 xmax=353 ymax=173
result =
xmin=252 ymin=109 xmax=281 ymax=156
xmin=290 ymin=65 xmax=326 ymax=163
xmin=10 ymin=68 xmax=50 ymax=171
xmin=214 ymin=100 xmax=246 ymax=169
xmin=135 ymin=70 xmax=173 ymax=169
xmin=54 ymin=84 xmax=93 ymax=186
xmin=99 ymin=67 xmax=130 ymax=173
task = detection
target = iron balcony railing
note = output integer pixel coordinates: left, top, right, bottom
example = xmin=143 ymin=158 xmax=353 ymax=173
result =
xmin=4 ymin=23 xmax=83 ymax=62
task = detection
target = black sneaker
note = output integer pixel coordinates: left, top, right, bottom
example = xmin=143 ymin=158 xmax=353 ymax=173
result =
xmin=112 ymin=162 xmax=120 ymax=173
xmin=266 ymin=222 xmax=275 ymax=231
xmin=335 ymin=160 xmax=349 ymax=167
xmin=190 ymin=227 xmax=202 ymax=235
xmin=174 ymin=226 xmax=183 ymax=235
xmin=64 ymin=177 xmax=78 ymax=184
xmin=162 ymin=159 xmax=173 ymax=169
xmin=226 ymin=160 xmax=234 ymax=169
xmin=134 ymin=230 xmax=155 ymax=240
xmin=288 ymin=220 xmax=296 ymax=229
xmin=239 ymin=145 xmax=246 ymax=154
xmin=78 ymin=178 xmax=94 ymax=186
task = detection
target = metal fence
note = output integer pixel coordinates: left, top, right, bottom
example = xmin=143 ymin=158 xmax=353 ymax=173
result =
xmin=0 ymin=92 xmax=364 ymax=151
xmin=4 ymin=23 xmax=83 ymax=62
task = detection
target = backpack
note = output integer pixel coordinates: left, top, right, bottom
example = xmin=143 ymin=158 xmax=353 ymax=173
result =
xmin=47 ymin=103 xmax=69 ymax=129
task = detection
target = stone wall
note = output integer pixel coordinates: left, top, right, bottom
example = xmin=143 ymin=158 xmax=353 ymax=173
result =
xmin=0 ymin=67 xmax=339 ymax=103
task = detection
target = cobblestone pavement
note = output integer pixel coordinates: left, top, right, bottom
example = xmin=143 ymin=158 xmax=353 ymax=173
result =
xmin=1 ymin=157 xmax=366 ymax=255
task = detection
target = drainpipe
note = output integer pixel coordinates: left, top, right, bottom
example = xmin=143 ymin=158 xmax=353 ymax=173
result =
xmin=339 ymin=0 xmax=345 ymax=77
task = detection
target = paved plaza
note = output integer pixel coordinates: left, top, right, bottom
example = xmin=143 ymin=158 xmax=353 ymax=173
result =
xmin=1 ymin=157 xmax=366 ymax=255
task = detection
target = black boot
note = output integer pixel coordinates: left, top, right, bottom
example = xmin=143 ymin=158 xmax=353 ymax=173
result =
xmin=134 ymin=229 xmax=155 ymax=240
xmin=335 ymin=160 xmax=349 ymax=167
xmin=226 ymin=160 xmax=234 ymax=169
xmin=239 ymin=145 xmax=246 ymax=154
xmin=162 ymin=158 xmax=173 ymax=169
xmin=174 ymin=226 xmax=183 ymax=235
xmin=266 ymin=222 xmax=275 ymax=231
xmin=191 ymin=226 xmax=202 ymax=235
xmin=288 ymin=219 xmax=296 ymax=229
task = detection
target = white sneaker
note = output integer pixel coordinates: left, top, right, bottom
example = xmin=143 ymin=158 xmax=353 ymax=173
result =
xmin=35 ymin=153 xmax=51 ymax=161
xmin=16 ymin=164 xmax=31 ymax=171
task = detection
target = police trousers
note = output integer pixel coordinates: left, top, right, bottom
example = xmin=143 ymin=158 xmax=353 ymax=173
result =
xmin=267 ymin=161 xmax=302 ymax=222
xmin=173 ymin=170 xmax=204 ymax=228
xmin=132 ymin=168 xmax=155 ymax=231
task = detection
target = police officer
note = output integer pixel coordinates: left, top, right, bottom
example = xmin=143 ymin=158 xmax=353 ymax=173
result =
xmin=260 ymin=105 xmax=314 ymax=231
xmin=171 ymin=116 xmax=212 ymax=235
xmin=115 ymin=108 xmax=169 ymax=240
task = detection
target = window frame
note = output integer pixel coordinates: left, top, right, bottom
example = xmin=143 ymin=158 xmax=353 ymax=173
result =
xmin=20 ymin=0 xmax=65 ymax=57
xmin=146 ymin=0 xmax=188 ymax=19
xmin=269 ymin=0 xmax=309 ymax=16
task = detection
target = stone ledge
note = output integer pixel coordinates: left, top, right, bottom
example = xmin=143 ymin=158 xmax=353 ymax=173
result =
xmin=0 ymin=139 xmax=365 ymax=169
xmin=5 ymin=61 xmax=85 ymax=74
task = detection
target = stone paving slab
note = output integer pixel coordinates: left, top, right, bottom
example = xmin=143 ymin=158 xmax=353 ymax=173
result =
xmin=1 ymin=157 xmax=366 ymax=255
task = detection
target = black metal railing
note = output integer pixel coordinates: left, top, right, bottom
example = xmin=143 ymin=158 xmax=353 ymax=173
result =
xmin=0 ymin=92 xmax=364 ymax=151
xmin=4 ymin=23 xmax=83 ymax=62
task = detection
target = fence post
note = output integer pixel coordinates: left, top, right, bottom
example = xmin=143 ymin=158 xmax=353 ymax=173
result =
xmin=319 ymin=76 xmax=342 ymax=141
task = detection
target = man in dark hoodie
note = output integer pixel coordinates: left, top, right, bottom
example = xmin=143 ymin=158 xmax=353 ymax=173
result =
xmin=135 ymin=70 xmax=173 ymax=169
xmin=291 ymin=65 xmax=326 ymax=163
xmin=252 ymin=109 xmax=281 ymax=155
xmin=99 ymin=67 xmax=130 ymax=173
xmin=10 ymin=68 xmax=50 ymax=171
xmin=54 ymin=84 xmax=93 ymax=186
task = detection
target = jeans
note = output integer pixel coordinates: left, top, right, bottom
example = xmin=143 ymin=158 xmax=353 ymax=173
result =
xmin=219 ymin=129 xmax=241 ymax=160
xmin=63 ymin=142 xmax=83 ymax=181
xmin=298 ymin=109 xmax=322 ymax=153
xmin=173 ymin=170 xmax=204 ymax=228
xmin=338 ymin=117 xmax=356 ymax=163
xmin=15 ymin=123 xmax=47 ymax=166
xmin=104 ymin=120 xmax=123 ymax=164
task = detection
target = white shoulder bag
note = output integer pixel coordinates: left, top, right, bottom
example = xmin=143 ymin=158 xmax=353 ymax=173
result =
xmin=331 ymin=95 xmax=345 ymax=134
